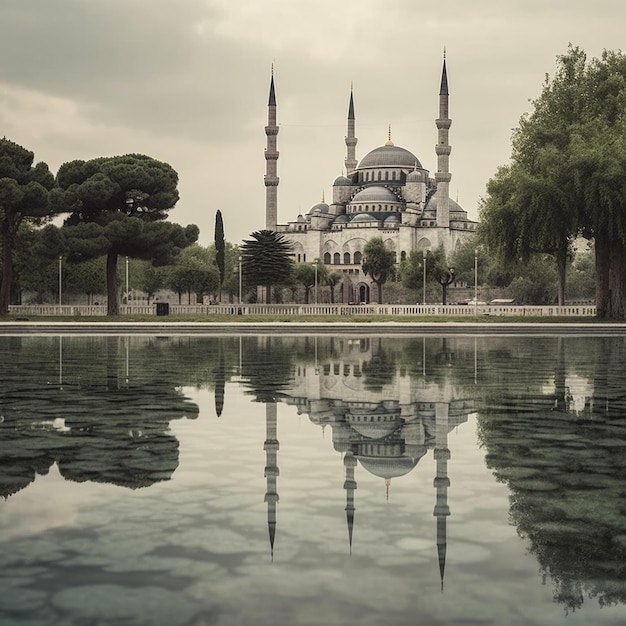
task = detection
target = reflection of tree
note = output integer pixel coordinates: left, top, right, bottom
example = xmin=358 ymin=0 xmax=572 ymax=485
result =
xmin=240 ymin=336 xmax=296 ymax=402
xmin=477 ymin=336 xmax=626 ymax=612
xmin=361 ymin=340 xmax=395 ymax=392
xmin=0 ymin=336 xmax=201 ymax=495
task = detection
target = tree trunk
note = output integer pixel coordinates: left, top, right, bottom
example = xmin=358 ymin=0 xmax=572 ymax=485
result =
xmin=106 ymin=250 xmax=119 ymax=316
xmin=607 ymin=237 xmax=626 ymax=320
xmin=594 ymin=233 xmax=610 ymax=318
xmin=0 ymin=224 xmax=12 ymax=315
xmin=556 ymin=243 xmax=568 ymax=306
xmin=376 ymin=281 xmax=383 ymax=304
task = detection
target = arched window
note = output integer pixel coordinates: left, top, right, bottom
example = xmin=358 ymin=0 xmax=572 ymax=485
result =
xmin=323 ymin=252 xmax=331 ymax=264
xmin=384 ymin=171 xmax=389 ymax=180
xmin=354 ymin=251 xmax=362 ymax=264
xmin=392 ymin=171 xmax=396 ymax=181
xmin=344 ymin=252 xmax=351 ymax=264
xmin=377 ymin=171 xmax=382 ymax=181
xmin=333 ymin=252 xmax=341 ymax=264
xmin=401 ymin=250 xmax=407 ymax=261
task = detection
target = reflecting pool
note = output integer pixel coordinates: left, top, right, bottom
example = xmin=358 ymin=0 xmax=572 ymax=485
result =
xmin=2 ymin=333 xmax=626 ymax=625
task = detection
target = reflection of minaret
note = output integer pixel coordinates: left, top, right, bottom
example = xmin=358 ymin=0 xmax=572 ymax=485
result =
xmin=433 ymin=402 xmax=451 ymax=590
xmin=264 ymin=402 xmax=280 ymax=560
xmin=343 ymin=451 xmax=357 ymax=554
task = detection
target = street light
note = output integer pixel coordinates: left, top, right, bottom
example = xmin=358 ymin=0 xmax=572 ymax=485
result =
xmin=58 ymin=256 xmax=63 ymax=309
xmin=474 ymin=248 xmax=478 ymax=316
xmin=422 ymin=249 xmax=427 ymax=305
xmin=314 ymin=261 xmax=318 ymax=305
xmin=238 ymin=255 xmax=242 ymax=303
xmin=125 ymin=256 xmax=129 ymax=305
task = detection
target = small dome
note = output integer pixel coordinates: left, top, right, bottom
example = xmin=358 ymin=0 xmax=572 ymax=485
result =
xmin=333 ymin=214 xmax=349 ymax=224
xmin=351 ymin=213 xmax=376 ymax=222
xmin=333 ymin=175 xmax=351 ymax=186
xmin=384 ymin=215 xmax=400 ymax=225
xmin=310 ymin=202 xmax=329 ymax=214
xmin=351 ymin=186 xmax=397 ymax=204
xmin=358 ymin=144 xmax=422 ymax=170
xmin=424 ymin=190 xmax=465 ymax=214
xmin=406 ymin=169 xmax=423 ymax=183
xmin=357 ymin=455 xmax=419 ymax=479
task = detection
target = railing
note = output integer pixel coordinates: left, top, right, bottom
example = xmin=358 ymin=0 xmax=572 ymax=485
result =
xmin=8 ymin=303 xmax=598 ymax=317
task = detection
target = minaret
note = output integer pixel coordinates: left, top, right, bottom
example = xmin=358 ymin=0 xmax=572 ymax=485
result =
xmin=433 ymin=402 xmax=451 ymax=590
xmin=345 ymin=85 xmax=358 ymax=174
xmin=435 ymin=52 xmax=451 ymax=229
xmin=264 ymin=402 xmax=280 ymax=560
xmin=343 ymin=451 xmax=357 ymax=554
xmin=265 ymin=67 xmax=279 ymax=230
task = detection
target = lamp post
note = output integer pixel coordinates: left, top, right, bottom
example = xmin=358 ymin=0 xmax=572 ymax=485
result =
xmin=441 ymin=266 xmax=456 ymax=305
xmin=125 ymin=256 xmax=129 ymax=305
xmin=422 ymin=249 xmax=427 ymax=305
xmin=474 ymin=248 xmax=478 ymax=316
xmin=238 ymin=255 xmax=242 ymax=303
xmin=58 ymin=256 xmax=62 ymax=309
xmin=314 ymin=261 xmax=318 ymax=305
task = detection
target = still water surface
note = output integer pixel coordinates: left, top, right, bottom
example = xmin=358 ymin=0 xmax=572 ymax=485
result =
xmin=1 ymin=333 xmax=626 ymax=625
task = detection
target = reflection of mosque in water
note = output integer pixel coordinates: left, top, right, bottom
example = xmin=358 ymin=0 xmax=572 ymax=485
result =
xmin=262 ymin=337 xmax=474 ymax=587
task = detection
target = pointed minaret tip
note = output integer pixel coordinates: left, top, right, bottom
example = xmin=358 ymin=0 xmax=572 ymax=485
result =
xmin=268 ymin=64 xmax=276 ymax=106
xmin=385 ymin=124 xmax=394 ymax=147
xmin=440 ymin=50 xmax=449 ymax=96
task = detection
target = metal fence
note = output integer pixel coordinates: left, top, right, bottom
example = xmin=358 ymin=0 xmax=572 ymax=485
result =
xmin=8 ymin=303 xmax=597 ymax=317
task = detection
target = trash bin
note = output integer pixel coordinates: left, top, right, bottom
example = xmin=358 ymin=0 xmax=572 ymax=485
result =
xmin=155 ymin=302 xmax=169 ymax=316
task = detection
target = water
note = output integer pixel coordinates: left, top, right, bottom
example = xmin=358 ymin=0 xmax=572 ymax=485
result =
xmin=1 ymin=333 xmax=626 ymax=625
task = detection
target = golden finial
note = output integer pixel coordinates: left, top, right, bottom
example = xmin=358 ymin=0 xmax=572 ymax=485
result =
xmin=443 ymin=46 xmax=446 ymax=60
xmin=385 ymin=478 xmax=391 ymax=500
xmin=385 ymin=124 xmax=394 ymax=146
xmin=321 ymin=190 xmax=325 ymax=203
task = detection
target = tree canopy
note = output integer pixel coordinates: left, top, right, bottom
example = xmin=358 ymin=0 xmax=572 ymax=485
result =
xmin=362 ymin=237 xmax=396 ymax=304
xmin=55 ymin=153 xmax=198 ymax=315
xmin=0 ymin=139 xmax=55 ymax=313
xmin=479 ymin=46 xmax=626 ymax=317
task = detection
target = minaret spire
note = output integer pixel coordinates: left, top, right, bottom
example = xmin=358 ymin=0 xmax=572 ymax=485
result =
xmin=435 ymin=51 xmax=451 ymax=229
xmin=265 ymin=66 xmax=279 ymax=230
xmin=345 ymin=84 xmax=358 ymax=174
xmin=264 ymin=403 xmax=280 ymax=560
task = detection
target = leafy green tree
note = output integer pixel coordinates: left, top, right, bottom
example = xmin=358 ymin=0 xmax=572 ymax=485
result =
xmin=54 ymin=154 xmax=198 ymax=315
xmin=137 ymin=262 xmax=166 ymax=304
xmin=324 ymin=270 xmax=343 ymax=304
xmin=214 ymin=209 xmax=225 ymax=300
xmin=241 ymin=230 xmax=293 ymax=303
xmin=166 ymin=244 xmax=219 ymax=304
xmin=429 ymin=245 xmax=457 ymax=305
xmin=0 ymin=139 xmax=55 ymax=313
xmin=293 ymin=262 xmax=316 ymax=304
xmin=362 ymin=237 xmax=395 ymax=304
xmin=480 ymin=46 xmax=626 ymax=317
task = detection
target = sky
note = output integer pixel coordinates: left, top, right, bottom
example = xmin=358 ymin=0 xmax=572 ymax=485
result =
xmin=1 ymin=0 xmax=625 ymax=247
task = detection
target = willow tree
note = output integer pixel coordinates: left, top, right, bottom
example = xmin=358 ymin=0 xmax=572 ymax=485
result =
xmin=480 ymin=46 xmax=626 ymax=317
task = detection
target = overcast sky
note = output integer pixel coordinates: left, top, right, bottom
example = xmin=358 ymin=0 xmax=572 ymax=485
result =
xmin=1 ymin=0 xmax=624 ymax=246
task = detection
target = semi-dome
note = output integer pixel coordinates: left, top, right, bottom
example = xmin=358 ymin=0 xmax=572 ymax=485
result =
xmin=358 ymin=144 xmax=422 ymax=170
xmin=351 ymin=186 xmax=397 ymax=204
xmin=358 ymin=455 xmax=419 ymax=479
xmin=309 ymin=202 xmax=329 ymax=214
xmin=424 ymin=190 xmax=465 ymax=214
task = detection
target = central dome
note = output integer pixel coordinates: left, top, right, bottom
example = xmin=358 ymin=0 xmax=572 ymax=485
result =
xmin=358 ymin=144 xmax=422 ymax=170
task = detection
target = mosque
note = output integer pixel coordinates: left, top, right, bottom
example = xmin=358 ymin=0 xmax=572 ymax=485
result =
xmin=264 ymin=57 xmax=478 ymax=304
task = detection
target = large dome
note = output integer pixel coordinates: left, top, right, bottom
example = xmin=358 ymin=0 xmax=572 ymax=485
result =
xmin=358 ymin=144 xmax=422 ymax=170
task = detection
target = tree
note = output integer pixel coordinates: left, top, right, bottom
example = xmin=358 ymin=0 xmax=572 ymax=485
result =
xmin=362 ymin=238 xmax=395 ymax=304
xmin=480 ymin=46 xmax=626 ymax=318
xmin=0 ymin=139 xmax=55 ymax=314
xmin=55 ymin=154 xmax=198 ymax=315
xmin=429 ymin=245 xmax=457 ymax=305
xmin=137 ymin=262 xmax=166 ymax=304
xmin=214 ymin=209 xmax=225 ymax=300
xmin=166 ymin=244 xmax=219 ymax=304
xmin=293 ymin=263 xmax=316 ymax=304
xmin=241 ymin=230 xmax=293 ymax=303
xmin=324 ymin=270 xmax=343 ymax=304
